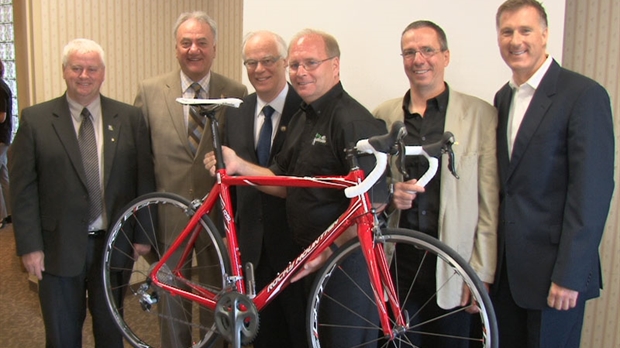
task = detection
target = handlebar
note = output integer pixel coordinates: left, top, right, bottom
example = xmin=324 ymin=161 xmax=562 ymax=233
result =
xmin=174 ymin=98 xmax=456 ymax=200
xmin=344 ymin=121 xmax=458 ymax=198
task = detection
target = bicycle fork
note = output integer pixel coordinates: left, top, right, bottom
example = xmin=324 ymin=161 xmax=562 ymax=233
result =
xmin=359 ymin=218 xmax=408 ymax=340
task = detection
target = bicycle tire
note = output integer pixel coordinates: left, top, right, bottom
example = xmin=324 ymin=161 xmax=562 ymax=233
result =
xmin=307 ymin=227 xmax=498 ymax=348
xmin=102 ymin=192 xmax=230 ymax=348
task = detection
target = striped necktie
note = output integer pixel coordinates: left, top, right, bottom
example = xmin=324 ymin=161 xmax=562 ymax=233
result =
xmin=187 ymin=82 xmax=204 ymax=156
xmin=78 ymin=107 xmax=102 ymax=223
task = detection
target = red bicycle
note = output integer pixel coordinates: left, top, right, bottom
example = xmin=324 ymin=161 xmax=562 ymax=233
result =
xmin=102 ymin=100 xmax=497 ymax=348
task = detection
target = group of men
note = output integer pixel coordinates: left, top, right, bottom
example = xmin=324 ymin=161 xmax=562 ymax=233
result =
xmin=9 ymin=0 xmax=614 ymax=348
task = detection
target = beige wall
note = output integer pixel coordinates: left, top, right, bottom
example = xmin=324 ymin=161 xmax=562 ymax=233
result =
xmin=242 ymin=0 xmax=565 ymax=110
xmin=563 ymin=0 xmax=620 ymax=347
xmin=14 ymin=0 xmax=243 ymax=107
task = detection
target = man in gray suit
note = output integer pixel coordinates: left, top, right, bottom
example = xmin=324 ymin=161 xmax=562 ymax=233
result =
xmin=134 ymin=11 xmax=247 ymax=347
xmin=9 ymin=38 xmax=155 ymax=348
xmin=373 ymin=20 xmax=499 ymax=347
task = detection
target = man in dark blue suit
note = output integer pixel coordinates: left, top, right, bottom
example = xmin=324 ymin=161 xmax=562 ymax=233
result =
xmin=491 ymin=1 xmax=615 ymax=347
xmin=223 ymin=30 xmax=306 ymax=347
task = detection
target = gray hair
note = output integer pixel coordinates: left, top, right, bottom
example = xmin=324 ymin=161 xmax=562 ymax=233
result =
xmin=173 ymin=11 xmax=218 ymax=43
xmin=289 ymin=28 xmax=340 ymax=58
xmin=242 ymin=30 xmax=288 ymax=60
xmin=62 ymin=38 xmax=105 ymax=67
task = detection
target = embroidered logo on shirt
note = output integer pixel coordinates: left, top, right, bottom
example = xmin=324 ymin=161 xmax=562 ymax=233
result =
xmin=312 ymin=133 xmax=327 ymax=145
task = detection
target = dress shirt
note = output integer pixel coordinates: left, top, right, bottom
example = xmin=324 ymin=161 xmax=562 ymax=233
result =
xmin=67 ymin=95 xmax=105 ymax=230
xmin=254 ymin=83 xmax=289 ymax=148
xmin=399 ymin=87 xmax=448 ymax=239
xmin=270 ymin=82 xmax=387 ymax=247
xmin=507 ymin=55 xmax=553 ymax=157
xmin=180 ymin=71 xmax=211 ymax=128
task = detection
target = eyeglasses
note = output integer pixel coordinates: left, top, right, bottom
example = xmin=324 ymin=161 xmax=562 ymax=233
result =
xmin=400 ymin=47 xmax=441 ymax=60
xmin=243 ymin=56 xmax=281 ymax=69
xmin=68 ymin=65 xmax=103 ymax=75
xmin=288 ymin=56 xmax=336 ymax=72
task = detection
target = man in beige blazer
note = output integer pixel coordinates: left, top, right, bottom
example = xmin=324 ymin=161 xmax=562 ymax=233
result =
xmin=373 ymin=20 xmax=498 ymax=347
xmin=134 ymin=11 xmax=247 ymax=348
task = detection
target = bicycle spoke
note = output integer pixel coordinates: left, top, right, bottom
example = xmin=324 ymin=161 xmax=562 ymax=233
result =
xmin=102 ymin=193 xmax=229 ymax=348
xmin=308 ymin=228 xmax=497 ymax=348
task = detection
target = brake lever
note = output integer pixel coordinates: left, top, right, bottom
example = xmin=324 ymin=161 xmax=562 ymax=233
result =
xmin=441 ymin=132 xmax=459 ymax=179
xmin=396 ymin=138 xmax=410 ymax=180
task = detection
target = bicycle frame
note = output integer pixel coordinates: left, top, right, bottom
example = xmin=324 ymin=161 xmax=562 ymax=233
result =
xmin=142 ymin=102 xmax=417 ymax=342
xmin=148 ymin=167 xmax=406 ymax=339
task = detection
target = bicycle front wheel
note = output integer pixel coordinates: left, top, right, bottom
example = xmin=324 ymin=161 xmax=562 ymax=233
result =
xmin=307 ymin=228 xmax=497 ymax=348
xmin=102 ymin=192 xmax=230 ymax=348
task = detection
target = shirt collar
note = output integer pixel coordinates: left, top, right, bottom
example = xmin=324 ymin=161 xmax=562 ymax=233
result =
xmin=401 ymin=83 xmax=450 ymax=115
xmin=180 ymin=71 xmax=211 ymax=96
xmin=257 ymin=83 xmax=289 ymax=115
xmin=300 ymin=82 xmax=344 ymax=116
xmin=67 ymin=94 xmax=102 ymax=123
xmin=509 ymin=55 xmax=553 ymax=90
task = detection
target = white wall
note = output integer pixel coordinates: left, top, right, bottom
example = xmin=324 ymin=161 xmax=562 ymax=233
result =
xmin=243 ymin=0 xmax=565 ymax=110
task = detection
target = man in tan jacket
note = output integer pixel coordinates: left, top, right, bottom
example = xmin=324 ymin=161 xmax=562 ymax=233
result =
xmin=373 ymin=20 xmax=499 ymax=347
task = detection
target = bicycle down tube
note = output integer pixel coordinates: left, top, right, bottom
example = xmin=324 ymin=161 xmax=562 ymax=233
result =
xmin=147 ymin=163 xmax=404 ymax=330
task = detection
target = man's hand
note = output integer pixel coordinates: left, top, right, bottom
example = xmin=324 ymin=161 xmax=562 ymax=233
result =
xmin=547 ymin=282 xmax=579 ymax=310
xmin=290 ymin=226 xmax=357 ymax=283
xmin=461 ymin=282 xmax=491 ymax=314
xmin=22 ymin=251 xmax=45 ymax=280
xmin=392 ymin=179 xmax=425 ymax=210
xmin=290 ymin=247 xmax=333 ymax=283
xmin=203 ymin=146 xmax=241 ymax=176
xmin=133 ymin=243 xmax=151 ymax=259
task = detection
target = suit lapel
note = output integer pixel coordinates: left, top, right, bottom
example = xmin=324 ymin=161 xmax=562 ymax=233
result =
xmin=51 ymin=96 xmax=88 ymax=187
xmin=272 ymin=85 xmax=301 ymax=159
xmin=506 ymin=61 xmax=559 ymax=179
xmin=193 ymin=73 xmax=226 ymax=159
xmin=244 ymin=96 xmax=259 ymax=160
xmin=440 ymin=89 xmax=467 ymax=219
xmin=101 ymin=96 xmax=121 ymax=190
xmin=495 ymin=83 xmax=513 ymax=183
xmin=443 ymin=89 xmax=466 ymax=136
xmin=163 ymin=72 xmax=192 ymax=157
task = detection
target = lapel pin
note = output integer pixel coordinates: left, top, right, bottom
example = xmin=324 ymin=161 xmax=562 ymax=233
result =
xmin=280 ymin=126 xmax=287 ymax=132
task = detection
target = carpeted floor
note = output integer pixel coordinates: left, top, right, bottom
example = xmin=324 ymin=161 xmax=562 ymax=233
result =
xmin=0 ymin=224 xmax=96 ymax=347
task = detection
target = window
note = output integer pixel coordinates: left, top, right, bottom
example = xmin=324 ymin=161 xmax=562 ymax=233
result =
xmin=0 ymin=0 xmax=16 ymax=139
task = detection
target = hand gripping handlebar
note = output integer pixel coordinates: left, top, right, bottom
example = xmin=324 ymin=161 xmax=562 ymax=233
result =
xmin=344 ymin=121 xmax=458 ymax=198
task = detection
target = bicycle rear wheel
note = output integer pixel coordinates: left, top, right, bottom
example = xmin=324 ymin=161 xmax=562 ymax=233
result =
xmin=307 ymin=227 xmax=497 ymax=348
xmin=102 ymin=192 xmax=230 ymax=348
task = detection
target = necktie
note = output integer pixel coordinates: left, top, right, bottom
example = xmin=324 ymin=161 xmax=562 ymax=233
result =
xmin=256 ymin=105 xmax=275 ymax=166
xmin=78 ymin=108 xmax=103 ymax=224
xmin=187 ymin=82 xmax=204 ymax=156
